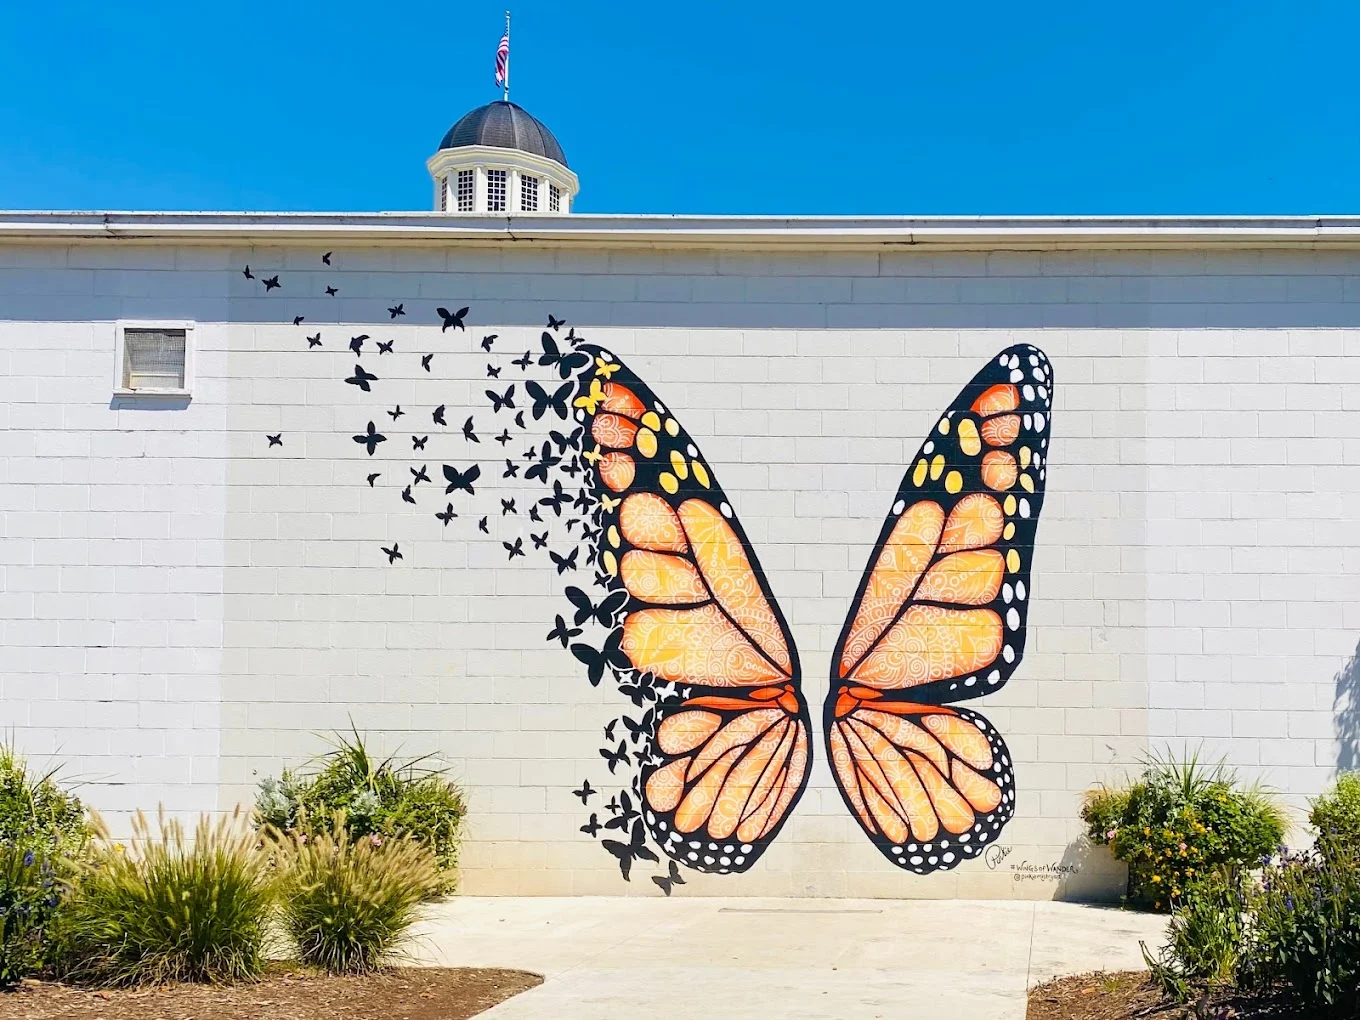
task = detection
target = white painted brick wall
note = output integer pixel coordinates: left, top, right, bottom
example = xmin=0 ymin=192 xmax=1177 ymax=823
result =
xmin=2 ymin=240 xmax=1357 ymax=898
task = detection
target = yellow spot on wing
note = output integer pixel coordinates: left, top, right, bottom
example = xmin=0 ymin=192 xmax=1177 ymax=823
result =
xmin=603 ymin=550 xmax=618 ymax=575
xmin=692 ymin=460 xmax=710 ymax=488
xmin=636 ymin=428 xmax=658 ymax=458
xmin=1003 ymin=495 xmax=1017 ymax=516
xmin=1003 ymin=521 xmax=1015 ymax=540
xmin=608 ymin=525 xmax=621 ymax=548
xmin=641 ymin=411 xmax=662 ymax=431
xmin=938 ymin=418 xmax=951 ymax=435
xmin=957 ymin=419 xmax=981 ymax=457
xmin=930 ymin=454 xmax=945 ymax=481
xmin=912 ymin=459 xmax=928 ymax=487
xmin=660 ymin=472 xmax=679 ymax=494
xmin=1019 ymin=446 xmax=1032 ymax=469
xmin=1020 ymin=474 xmax=1034 ymax=493
xmin=670 ymin=450 xmax=689 ymax=480
xmin=664 ymin=418 xmax=680 ymax=437
xmin=1006 ymin=549 xmax=1020 ymax=573
xmin=944 ymin=470 xmax=963 ymax=494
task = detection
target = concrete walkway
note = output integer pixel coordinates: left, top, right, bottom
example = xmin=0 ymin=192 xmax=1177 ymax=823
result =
xmin=410 ymin=897 xmax=1167 ymax=1020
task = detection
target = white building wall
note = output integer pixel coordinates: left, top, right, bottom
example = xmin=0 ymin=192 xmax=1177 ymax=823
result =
xmin=2 ymin=238 xmax=1357 ymax=897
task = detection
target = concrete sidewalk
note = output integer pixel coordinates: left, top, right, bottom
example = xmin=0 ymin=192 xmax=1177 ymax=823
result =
xmin=410 ymin=897 xmax=1167 ymax=1020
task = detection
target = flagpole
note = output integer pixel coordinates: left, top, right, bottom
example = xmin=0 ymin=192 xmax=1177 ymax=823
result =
xmin=503 ymin=10 xmax=511 ymax=102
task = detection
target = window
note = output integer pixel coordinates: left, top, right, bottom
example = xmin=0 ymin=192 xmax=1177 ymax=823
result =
xmin=115 ymin=323 xmax=192 ymax=396
xmin=549 ymin=183 xmax=561 ymax=212
xmin=487 ymin=169 xmax=507 ymax=212
xmin=457 ymin=169 xmax=474 ymax=212
xmin=438 ymin=176 xmax=447 ymax=211
xmin=520 ymin=174 xmax=539 ymax=212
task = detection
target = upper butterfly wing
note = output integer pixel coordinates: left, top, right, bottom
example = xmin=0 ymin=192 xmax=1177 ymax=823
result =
xmin=565 ymin=345 xmax=812 ymax=874
xmin=826 ymin=344 xmax=1053 ymax=872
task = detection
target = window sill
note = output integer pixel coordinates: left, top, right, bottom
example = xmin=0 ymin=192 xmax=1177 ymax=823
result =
xmin=113 ymin=388 xmax=193 ymax=401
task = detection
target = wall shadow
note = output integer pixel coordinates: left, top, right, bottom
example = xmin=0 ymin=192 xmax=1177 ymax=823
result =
xmin=1335 ymin=637 xmax=1360 ymax=772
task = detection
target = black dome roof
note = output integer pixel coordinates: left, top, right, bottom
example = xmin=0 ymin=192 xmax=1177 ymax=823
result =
xmin=437 ymin=101 xmax=568 ymax=168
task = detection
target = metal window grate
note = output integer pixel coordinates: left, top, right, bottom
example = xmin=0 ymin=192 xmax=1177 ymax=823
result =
xmin=123 ymin=328 xmax=186 ymax=390
xmin=487 ymin=169 xmax=507 ymax=212
xmin=521 ymin=174 xmax=538 ymax=212
xmin=438 ymin=176 xmax=447 ymax=211
xmin=549 ymin=183 xmax=561 ymax=212
xmin=457 ymin=170 xmax=474 ymax=212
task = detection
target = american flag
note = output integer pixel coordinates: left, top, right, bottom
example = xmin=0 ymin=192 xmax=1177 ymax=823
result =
xmin=495 ymin=32 xmax=509 ymax=88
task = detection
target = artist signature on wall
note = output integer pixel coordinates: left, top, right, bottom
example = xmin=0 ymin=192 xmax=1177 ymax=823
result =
xmin=984 ymin=845 xmax=1081 ymax=882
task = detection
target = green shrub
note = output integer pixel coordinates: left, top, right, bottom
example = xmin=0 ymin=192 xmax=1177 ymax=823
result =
xmin=268 ymin=815 xmax=439 ymax=974
xmin=1141 ymin=866 xmax=1251 ymax=1003
xmin=1081 ymin=751 xmax=1286 ymax=911
xmin=57 ymin=809 xmax=273 ymax=987
xmin=1310 ymin=772 xmax=1360 ymax=864
xmin=1241 ymin=847 xmax=1360 ymax=1017
xmin=254 ymin=727 xmax=465 ymax=893
xmin=0 ymin=743 xmax=87 ymax=987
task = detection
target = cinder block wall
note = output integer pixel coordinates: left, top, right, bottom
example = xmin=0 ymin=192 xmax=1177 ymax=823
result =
xmin=2 ymin=240 xmax=1357 ymax=898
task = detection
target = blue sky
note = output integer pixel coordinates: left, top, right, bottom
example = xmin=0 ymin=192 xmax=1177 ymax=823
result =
xmin=1 ymin=1 xmax=1357 ymax=214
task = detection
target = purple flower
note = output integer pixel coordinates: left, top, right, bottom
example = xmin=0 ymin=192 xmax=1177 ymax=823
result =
xmin=22 ymin=850 xmax=34 ymax=867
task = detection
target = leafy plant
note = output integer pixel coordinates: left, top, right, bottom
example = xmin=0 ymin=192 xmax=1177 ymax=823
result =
xmin=254 ymin=726 xmax=465 ymax=893
xmin=268 ymin=815 xmax=439 ymax=973
xmin=1081 ymin=749 xmax=1286 ymax=911
xmin=1241 ymin=847 xmax=1360 ymax=1017
xmin=57 ymin=808 xmax=273 ymax=987
xmin=1141 ymin=866 xmax=1250 ymax=1003
xmin=1310 ymin=771 xmax=1360 ymax=864
xmin=0 ymin=742 xmax=87 ymax=987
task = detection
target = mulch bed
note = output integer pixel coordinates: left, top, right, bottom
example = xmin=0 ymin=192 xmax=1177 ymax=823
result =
xmin=0 ymin=966 xmax=543 ymax=1020
xmin=1028 ymin=971 xmax=1307 ymax=1020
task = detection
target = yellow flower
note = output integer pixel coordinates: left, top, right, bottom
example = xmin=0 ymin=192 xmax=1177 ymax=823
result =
xmin=1187 ymin=868 xmax=1195 ymax=876
xmin=1144 ymin=827 xmax=1152 ymax=835
xmin=1151 ymin=875 xmax=1162 ymax=883
xmin=114 ymin=843 xmax=124 ymax=853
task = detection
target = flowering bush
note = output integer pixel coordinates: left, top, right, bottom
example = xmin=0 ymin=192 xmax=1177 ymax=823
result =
xmin=0 ymin=743 xmax=87 ymax=987
xmin=1310 ymin=771 xmax=1360 ymax=864
xmin=1081 ymin=752 xmax=1285 ymax=911
xmin=254 ymin=726 xmax=465 ymax=894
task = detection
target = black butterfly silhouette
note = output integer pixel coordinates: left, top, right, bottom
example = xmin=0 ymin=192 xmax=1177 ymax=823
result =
xmin=366 ymin=472 xmax=380 ymax=486
xmin=538 ymin=332 xmax=590 ymax=378
xmin=478 ymin=516 xmax=489 ymax=534
xmin=421 ymin=353 xmax=434 ymax=372
xmin=572 ymin=488 xmax=594 ymax=513
xmin=571 ymin=629 xmax=629 ymax=687
xmin=410 ymin=464 xmax=430 ymax=485
xmin=487 ymin=386 xmax=516 ymax=412
xmin=546 ymin=614 xmax=582 ymax=647
xmin=350 ymin=335 xmax=366 ymax=355
xmin=604 ymin=719 xmax=618 ymax=742
xmin=652 ymin=860 xmax=686 ymax=897
xmin=388 ymin=405 xmax=404 ymax=420
xmin=566 ymin=327 xmax=584 ymax=349
xmin=618 ymin=678 xmax=657 ymax=707
xmin=565 ymin=586 xmax=627 ymax=627
xmin=601 ymin=819 xmax=658 ymax=882
xmin=481 ymin=334 xmax=498 ymax=352
xmin=242 ymin=265 xmax=253 ymax=279
xmin=515 ymin=410 xmax=526 ymax=429
xmin=528 ymin=504 xmax=543 ymax=523
xmin=436 ymin=503 xmax=457 ymax=526
xmin=322 ymin=251 xmax=332 ymax=265
xmin=486 ymin=364 xmax=501 ymax=378
xmin=325 ymin=286 xmax=338 ymax=296
xmin=580 ymin=813 xmax=602 ymax=838
xmin=501 ymin=498 xmax=517 ymax=516
xmin=599 ymin=740 xmax=629 ymax=773
xmin=377 ymin=340 xmax=394 ymax=355
xmin=266 ymin=434 xmax=282 ymax=447
xmin=513 ymin=351 xmax=532 ymax=369
xmin=503 ymin=459 xmax=519 ymax=479
xmin=504 ymin=537 xmax=525 ymax=560
xmin=539 ymin=479 xmax=570 ymax=516
xmin=388 ymin=303 xmax=405 ymax=318
xmin=352 ymin=422 xmax=386 ymax=455
xmin=462 ymin=417 xmax=479 ymax=443
xmin=432 ymin=405 xmax=447 ymax=426
xmin=307 ymin=333 xmax=322 ymax=348
xmin=526 ymin=380 xmax=573 ymax=420
xmin=605 ymin=795 xmax=621 ymax=815
xmin=436 ymin=306 xmax=468 ymax=332
xmin=547 ymin=313 xmax=565 ymax=330
xmin=623 ymin=711 xmax=655 ymax=744
xmin=443 ymin=464 xmax=480 ymax=495
xmin=573 ymin=780 xmax=595 ymax=804
xmin=565 ymin=517 xmax=582 ymax=533
xmin=262 ymin=275 xmax=280 ymax=290
xmin=345 ymin=364 xmax=378 ymax=391
xmin=604 ymin=791 xmax=640 ymax=830
xmin=550 ymin=547 xmax=579 ymax=574
xmin=382 ymin=543 xmax=402 ymax=564
xmin=495 ymin=429 xmax=511 ymax=446
xmin=561 ymin=459 xmax=582 ymax=479
xmin=550 ymin=427 xmax=583 ymax=453
xmin=526 ymin=444 xmax=563 ymax=484
xmin=292 ymin=315 xmax=304 ymax=326
xmin=412 ymin=435 xmax=428 ymax=451
xmin=531 ymin=531 xmax=548 ymax=549
xmin=401 ymin=484 xmax=416 ymax=505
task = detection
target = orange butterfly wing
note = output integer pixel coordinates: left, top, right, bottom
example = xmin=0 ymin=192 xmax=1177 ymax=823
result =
xmin=826 ymin=345 xmax=1054 ymax=871
xmin=571 ymin=346 xmax=811 ymax=874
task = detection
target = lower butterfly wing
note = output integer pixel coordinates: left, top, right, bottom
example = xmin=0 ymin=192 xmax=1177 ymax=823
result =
xmin=560 ymin=345 xmax=812 ymax=874
xmin=641 ymin=687 xmax=811 ymax=873
xmin=826 ymin=692 xmax=1013 ymax=871
xmin=826 ymin=345 xmax=1052 ymax=871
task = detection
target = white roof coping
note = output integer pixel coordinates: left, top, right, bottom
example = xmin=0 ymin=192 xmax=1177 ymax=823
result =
xmin=4 ymin=211 xmax=1360 ymax=249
